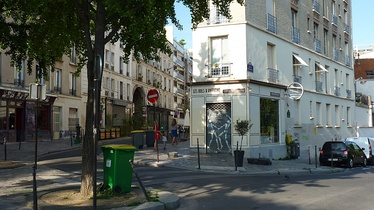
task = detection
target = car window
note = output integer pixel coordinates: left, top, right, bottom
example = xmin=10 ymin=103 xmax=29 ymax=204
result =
xmin=332 ymin=143 xmax=345 ymax=151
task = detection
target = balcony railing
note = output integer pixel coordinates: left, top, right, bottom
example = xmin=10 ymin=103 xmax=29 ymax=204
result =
xmin=344 ymin=23 xmax=350 ymax=34
xmin=333 ymin=48 xmax=339 ymax=61
xmin=207 ymin=15 xmax=229 ymax=24
xmin=293 ymin=75 xmax=302 ymax=83
xmin=177 ymin=73 xmax=185 ymax=81
xmin=315 ymin=81 xmax=323 ymax=92
xmin=69 ymin=89 xmax=76 ymax=96
xmin=267 ymin=68 xmax=279 ymax=83
xmin=292 ymin=27 xmax=300 ymax=43
xmin=345 ymin=54 xmax=351 ymax=66
xmin=346 ymin=89 xmax=352 ymax=98
xmin=332 ymin=14 xmax=338 ymax=25
xmin=314 ymin=39 xmax=322 ymax=53
xmin=267 ymin=13 xmax=277 ymax=33
xmin=313 ymin=0 xmax=320 ymax=13
xmin=14 ymin=79 xmax=24 ymax=87
xmin=54 ymin=86 xmax=62 ymax=93
xmin=334 ymin=86 xmax=341 ymax=96
xmin=208 ymin=63 xmax=232 ymax=78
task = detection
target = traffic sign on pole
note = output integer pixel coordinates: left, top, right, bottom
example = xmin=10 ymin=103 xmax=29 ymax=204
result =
xmin=147 ymin=89 xmax=159 ymax=104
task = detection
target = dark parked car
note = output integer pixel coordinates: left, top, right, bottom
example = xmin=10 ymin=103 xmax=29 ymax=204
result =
xmin=319 ymin=141 xmax=367 ymax=168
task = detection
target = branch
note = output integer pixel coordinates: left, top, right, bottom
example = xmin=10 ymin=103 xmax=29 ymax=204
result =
xmin=75 ymin=1 xmax=93 ymax=56
xmin=103 ymin=22 xmax=121 ymax=44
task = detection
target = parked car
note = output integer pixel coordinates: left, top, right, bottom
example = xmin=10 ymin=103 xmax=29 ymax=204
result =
xmin=319 ymin=141 xmax=367 ymax=168
xmin=345 ymin=137 xmax=374 ymax=164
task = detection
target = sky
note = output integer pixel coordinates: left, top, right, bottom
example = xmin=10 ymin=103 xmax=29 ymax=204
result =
xmin=169 ymin=1 xmax=374 ymax=51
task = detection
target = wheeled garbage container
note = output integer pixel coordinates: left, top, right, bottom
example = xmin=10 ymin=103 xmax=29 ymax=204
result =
xmin=130 ymin=130 xmax=145 ymax=149
xmin=144 ymin=130 xmax=155 ymax=147
xmin=101 ymin=144 xmax=137 ymax=193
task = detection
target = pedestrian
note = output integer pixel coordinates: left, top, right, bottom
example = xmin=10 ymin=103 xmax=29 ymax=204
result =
xmin=154 ymin=121 xmax=161 ymax=150
xmin=171 ymin=118 xmax=178 ymax=145
xmin=162 ymin=131 xmax=167 ymax=149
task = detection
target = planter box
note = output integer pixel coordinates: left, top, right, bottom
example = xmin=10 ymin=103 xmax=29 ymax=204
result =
xmin=115 ymin=128 xmax=121 ymax=138
xmin=111 ymin=129 xmax=116 ymax=138
xmin=100 ymin=129 xmax=106 ymax=140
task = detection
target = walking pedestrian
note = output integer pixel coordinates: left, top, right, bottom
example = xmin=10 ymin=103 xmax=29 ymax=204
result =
xmin=154 ymin=121 xmax=161 ymax=150
xmin=171 ymin=118 xmax=178 ymax=145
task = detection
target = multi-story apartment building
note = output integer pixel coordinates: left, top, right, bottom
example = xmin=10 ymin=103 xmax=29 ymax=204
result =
xmin=191 ymin=0 xmax=355 ymax=159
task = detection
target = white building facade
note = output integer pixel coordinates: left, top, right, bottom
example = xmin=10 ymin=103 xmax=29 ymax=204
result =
xmin=191 ymin=0 xmax=355 ymax=160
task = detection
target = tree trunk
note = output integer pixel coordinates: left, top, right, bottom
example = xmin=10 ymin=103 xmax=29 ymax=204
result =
xmin=80 ymin=1 xmax=106 ymax=197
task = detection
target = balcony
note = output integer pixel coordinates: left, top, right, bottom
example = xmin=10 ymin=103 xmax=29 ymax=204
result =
xmin=177 ymin=89 xmax=185 ymax=95
xmin=293 ymin=75 xmax=302 ymax=84
xmin=267 ymin=68 xmax=279 ymax=83
xmin=267 ymin=13 xmax=277 ymax=34
xmin=177 ymin=73 xmax=185 ymax=81
xmin=334 ymin=86 xmax=341 ymax=96
xmin=314 ymin=39 xmax=322 ymax=53
xmin=207 ymin=63 xmax=232 ymax=78
xmin=292 ymin=27 xmax=300 ymax=44
xmin=315 ymin=81 xmax=323 ymax=92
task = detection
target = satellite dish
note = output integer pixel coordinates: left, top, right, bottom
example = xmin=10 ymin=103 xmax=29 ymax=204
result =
xmin=286 ymin=82 xmax=304 ymax=100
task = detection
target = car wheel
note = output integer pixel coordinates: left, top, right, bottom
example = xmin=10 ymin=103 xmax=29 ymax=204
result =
xmin=363 ymin=158 xmax=367 ymax=167
xmin=347 ymin=158 xmax=353 ymax=168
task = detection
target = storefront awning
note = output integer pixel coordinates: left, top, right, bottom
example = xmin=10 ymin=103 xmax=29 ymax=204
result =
xmin=293 ymin=54 xmax=309 ymax=67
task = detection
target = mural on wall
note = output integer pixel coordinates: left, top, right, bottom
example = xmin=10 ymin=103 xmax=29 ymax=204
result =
xmin=206 ymin=103 xmax=232 ymax=153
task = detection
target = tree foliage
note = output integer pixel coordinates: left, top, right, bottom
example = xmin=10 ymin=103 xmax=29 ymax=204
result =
xmin=0 ymin=0 xmax=244 ymax=197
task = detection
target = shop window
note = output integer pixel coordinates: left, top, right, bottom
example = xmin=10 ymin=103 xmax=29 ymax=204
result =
xmin=260 ymin=98 xmax=279 ymax=144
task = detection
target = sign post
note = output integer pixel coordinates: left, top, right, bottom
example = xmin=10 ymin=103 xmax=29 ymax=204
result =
xmin=29 ymin=83 xmax=46 ymax=210
xmin=147 ymin=89 xmax=159 ymax=161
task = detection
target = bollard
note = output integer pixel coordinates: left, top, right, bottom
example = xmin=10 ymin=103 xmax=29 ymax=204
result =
xmin=315 ymin=145 xmax=318 ymax=168
xmin=197 ymin=138 xmax=201 ymax=169
xmin=235 ymin=141 xmax=239 ymax=171
xmin=308 ymin=146 xmax=311 ymax=165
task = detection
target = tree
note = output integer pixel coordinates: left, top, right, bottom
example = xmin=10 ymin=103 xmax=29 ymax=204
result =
xmin=0 ymin=0 xmax=244 ymax=197
xmin=179 ymin=39 xmax=186 ymax=47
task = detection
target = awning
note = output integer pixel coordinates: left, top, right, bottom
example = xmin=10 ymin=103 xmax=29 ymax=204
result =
xmin=293 ymin=54 xmax=309 ymax=67
xmin=315 ymin=63 xmax=328 ymax=73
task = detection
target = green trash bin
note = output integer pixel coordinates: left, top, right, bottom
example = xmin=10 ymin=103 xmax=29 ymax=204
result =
xmin=130 ymin=130 xmax=145 ymax=149
xmin=101 ymin=144 xmax=137 ymax=193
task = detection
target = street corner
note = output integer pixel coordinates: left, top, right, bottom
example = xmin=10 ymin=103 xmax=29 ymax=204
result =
xmin=0 ymin=161 xmax=26 ymax=169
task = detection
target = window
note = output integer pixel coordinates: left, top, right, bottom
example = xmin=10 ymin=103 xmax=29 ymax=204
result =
xmin=267 ymin=43 xmax=278 ymax=83
xmin=120 ymin=81 xmax=123 ymax=99
xmin=69 ymin=73 xmax=77 ymax=96
xmin=208 ymin=0 xmax=228 ymax=24
xmin=208 ymin=36 xmax=230 ymax=77
xmin=119 ymin=57 xmax=123 ymax=74
xmin=54 ymin=69 xmax=62 ymax=93
xmin=316 ymin=102 xmax=322 ymax=125
xmin=335 ymin=105 xmax=340 ymax=127
xmin=260 ymin=98 xmax=279 ymax=144
xmin=346 ymin=107 xmax=350 ymax=126
xmin=14 ymin=60 xmax=25 ymax=87
xmin=292 ymin=54 xmax=308 ymax=83
xmin=53 ymin=107 xmax=62 ymax=132
xmin=291 ymin=10 xmax=300 ymax=43
xmin=326 ymin=104 xmax=331 ymax=126
xmin=70 ymin=44 xmax=77 ymax=64
xmin=310 ymin=101 xmax=314 ymax=118
xmin=126 ymin=84 xmax=130 ymax=100
xmin=266 ymin=0 xmax=277 ymax=33
xmin=314 ymin=23 xmax=321 ymax=53
xmin=323 ymin=29 xmax=328 ymax=55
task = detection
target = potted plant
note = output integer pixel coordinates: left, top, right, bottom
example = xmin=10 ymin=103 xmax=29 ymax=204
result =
xmin=234 ymin=119 xmax=253 ymax=167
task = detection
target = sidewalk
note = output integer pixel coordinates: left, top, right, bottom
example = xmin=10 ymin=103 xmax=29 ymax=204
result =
xmin=0 ymin=137 xmax=344 ymax=209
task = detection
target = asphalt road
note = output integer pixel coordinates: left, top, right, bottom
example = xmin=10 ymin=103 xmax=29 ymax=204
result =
xmin=39 ymin=148 xmax=374 ymax=210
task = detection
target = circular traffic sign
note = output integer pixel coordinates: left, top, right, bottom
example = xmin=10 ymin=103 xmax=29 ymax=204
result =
xmin=286 ymin=82 xmax=304 ymax=100
xmin=147 ymin=89 xmax=159 ymax=103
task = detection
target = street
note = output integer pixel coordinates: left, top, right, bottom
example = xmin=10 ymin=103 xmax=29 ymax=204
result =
xmin=38 ymin=148 xmax=374 ymax=210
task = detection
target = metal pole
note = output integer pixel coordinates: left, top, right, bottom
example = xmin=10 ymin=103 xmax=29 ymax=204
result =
xmin=4 ymin=137 xmax=7 ymax=161
xmin=33 ymin=88 xmax=39 ymax=210
xmin=197 ymin=138 xmax=200 ymax=169
xmin=93 ymin=54 xmax=102 ymax=209
xmin=235 ymin=141 xmax=239 ymax=171
xmin=315 ymin=145 xmax=318 ymax=168
xmin=308 ymin=146 xmax=311 ymax=165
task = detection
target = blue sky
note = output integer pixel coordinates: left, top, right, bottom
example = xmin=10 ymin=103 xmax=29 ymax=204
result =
xmin=169 ymin=1 xmax=373 ymax=51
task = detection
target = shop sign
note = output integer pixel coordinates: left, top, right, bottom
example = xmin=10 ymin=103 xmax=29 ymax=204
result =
xmin=0 ymin=89 xmax=29 ymax=100
xmin=192 ymin=88 xmax=220 ymax=94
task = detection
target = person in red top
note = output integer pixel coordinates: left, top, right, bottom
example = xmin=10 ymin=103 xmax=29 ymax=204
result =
xmin=154 ymin=121 xmax=161 ymax=150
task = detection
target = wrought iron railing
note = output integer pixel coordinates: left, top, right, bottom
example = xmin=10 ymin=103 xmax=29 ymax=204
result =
xmin=267 ymin=68 xmax=279 ymax=83
xmin=267 ymin=13 xmax=277 ymax=33
xmin=292 ymin=27 xmax=300 ymax=43
xmin=314 ymin=39 xmax=322 ymax=53
xmin=208 ymin=63 xmax=231 ymax=78
xmin=315 ymin=81 xmax=323 ymax=92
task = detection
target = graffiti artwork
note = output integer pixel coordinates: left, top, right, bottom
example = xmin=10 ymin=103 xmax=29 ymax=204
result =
xmin=206 ymin=103 xmax=231 ymax=153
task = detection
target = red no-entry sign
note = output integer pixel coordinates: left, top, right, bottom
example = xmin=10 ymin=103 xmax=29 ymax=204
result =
xmin=147 ymin=89 xmax=159 ymax=104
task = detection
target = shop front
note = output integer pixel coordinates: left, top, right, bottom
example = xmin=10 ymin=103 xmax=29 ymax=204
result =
xmin=0 ymin=88 xmax=56 ymax=142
